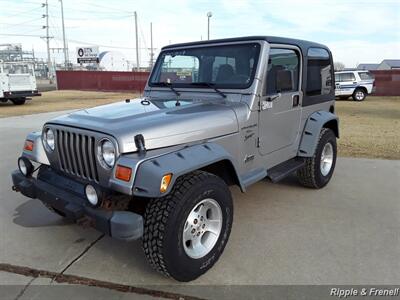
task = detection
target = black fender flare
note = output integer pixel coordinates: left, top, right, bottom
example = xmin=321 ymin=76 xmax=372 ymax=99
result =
xmin=132 ymin=142 xmax=243 ymax=197
xmin=298 ymin=111 xmax=339 ymax=157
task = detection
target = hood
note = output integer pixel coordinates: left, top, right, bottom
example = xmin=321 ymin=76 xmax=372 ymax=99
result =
xmin=47 ymin=98 xmax=239 ymax=152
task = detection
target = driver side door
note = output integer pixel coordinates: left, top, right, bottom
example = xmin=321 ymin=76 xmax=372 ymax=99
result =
xmin=258 ymin=46 xmax=302 ymax=156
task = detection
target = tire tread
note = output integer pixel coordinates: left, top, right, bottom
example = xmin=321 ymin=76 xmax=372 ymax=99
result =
xmin=297 ymin=128 xmax=330 ymax=188
xmin=142 ymin=170 xmax=215 ymax=278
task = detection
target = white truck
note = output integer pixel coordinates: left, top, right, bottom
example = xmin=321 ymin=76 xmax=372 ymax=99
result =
xmin=0 ymin=61 xmax=41 ymax=105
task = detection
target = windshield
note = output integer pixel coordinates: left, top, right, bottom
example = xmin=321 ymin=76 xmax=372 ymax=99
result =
xmin=149 ymin=43 xmax=261 ymax=89
xmin=1 ymin=63 xmax=33 ymax=75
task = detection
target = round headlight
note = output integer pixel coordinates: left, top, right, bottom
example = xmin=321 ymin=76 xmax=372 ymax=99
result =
xmin=100 ymin=140 xmax=115 ymax=168
xmin=44 ymin=128 xmax=55 ymax=151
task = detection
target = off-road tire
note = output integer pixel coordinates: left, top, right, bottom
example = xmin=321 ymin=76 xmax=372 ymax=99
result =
xmin=11 ymin=98 xmax=26 ymax=105
xmin=142 ymin=170 xmax=233 ymax=282
xmin=297 ymin=128 xmax=337 ymax=188
xmin=352 ymin=88 xmax=366 ymax=101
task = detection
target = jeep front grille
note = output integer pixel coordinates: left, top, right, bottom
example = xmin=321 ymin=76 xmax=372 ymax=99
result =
xmin=55 ymin=129 xmax=99 ymax=182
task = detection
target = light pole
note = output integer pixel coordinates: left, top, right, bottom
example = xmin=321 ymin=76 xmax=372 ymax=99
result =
xmin=207 ymin=11 xmax=212 ymax=40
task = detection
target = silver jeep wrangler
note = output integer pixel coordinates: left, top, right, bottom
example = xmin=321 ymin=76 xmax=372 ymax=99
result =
xmin=11 ymin=36 xmax=339 ymax=282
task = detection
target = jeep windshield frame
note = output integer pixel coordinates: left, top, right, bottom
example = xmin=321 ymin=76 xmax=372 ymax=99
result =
xmin=149 ymin=43 xmax=261 ymax=90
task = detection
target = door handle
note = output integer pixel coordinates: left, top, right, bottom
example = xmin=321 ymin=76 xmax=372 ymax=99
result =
xmin=292 ymin=94 xmax=300 ymax=107
xmin=266 ymin=93 xmax=281 ymax=102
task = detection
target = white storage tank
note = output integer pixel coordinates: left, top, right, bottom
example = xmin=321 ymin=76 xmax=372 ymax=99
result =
xmin=98 ymin=51 xmax=128 ymax=71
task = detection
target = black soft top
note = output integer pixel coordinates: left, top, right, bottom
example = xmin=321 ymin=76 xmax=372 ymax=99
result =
xmin=162 ymin=36 xmax=330 ymax=53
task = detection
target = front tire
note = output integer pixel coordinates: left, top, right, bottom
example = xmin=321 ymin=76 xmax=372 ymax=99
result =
xmin=142 ymin=170 xmax=233 ymax=282
xmin=352 ymin=88 xmax=366 ymax=101
xmin=11 ymin=98 xmax=26 ymax=105
xmin=297 ymin=128 xmax=337 ymax=188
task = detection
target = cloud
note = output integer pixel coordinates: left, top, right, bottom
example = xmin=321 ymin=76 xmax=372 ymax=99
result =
xmin=1 ymin=0 xmax=398 ymax=66
xmin=329 ymin=40 xmax=400 ymax=67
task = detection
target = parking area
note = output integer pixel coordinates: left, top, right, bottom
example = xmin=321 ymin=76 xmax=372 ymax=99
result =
xmin=0 ymin=110 xmax=399 ymax=299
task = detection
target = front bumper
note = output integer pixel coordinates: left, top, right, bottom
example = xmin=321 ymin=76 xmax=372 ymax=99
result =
xmin=11 ymin=169 xmax=143 ymax=241
xmin=2 ymin=90 xmax=41 ymax=99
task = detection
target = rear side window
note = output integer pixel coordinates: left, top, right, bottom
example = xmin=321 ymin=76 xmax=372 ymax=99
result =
xmin=266 ymin=48 xmax=300 ymax=94
xmin=306 ymin=48 xmax=332 ymax=96
xmin=358 ymin=72 xmax=373 ymax=80
xmin=335 ymin=73 xmax=356 ymax=82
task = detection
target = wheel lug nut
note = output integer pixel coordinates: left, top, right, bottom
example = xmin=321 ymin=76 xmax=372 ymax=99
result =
xmin=202 ymin=224 xmax=205 ymax=228
xmin=194 ymin=219 xmax=198 ymax=224
xmin=191 ymin=229 xmax=195 ymax=233
xmin=197 ymin=232 xmax=200 ymax=236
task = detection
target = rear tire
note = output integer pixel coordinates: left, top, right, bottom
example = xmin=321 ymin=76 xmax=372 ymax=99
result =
xmin=142 ymin=170 xmax=233 ymax=282
xmin=297 ymin=128 xmax=337 ymax=188
xmin=11 ymin=98 xmax=26 ymax=105
xmin=352 ymin=88 xmax=366 ymax=101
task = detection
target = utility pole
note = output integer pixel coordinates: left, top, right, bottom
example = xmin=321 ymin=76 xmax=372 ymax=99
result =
xmin=42 ymin=0 xmax=52 ymax=80
xmin=134 ymin=11 xmax=140 ymax=71
xmin=59 ymin=0 xmax=68 ymax=69
xmin=149 ymin=22 xmax=154 ymax=69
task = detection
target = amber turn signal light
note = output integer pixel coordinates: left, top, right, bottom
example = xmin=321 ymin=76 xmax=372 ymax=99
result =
xmin=115 ymin=165 xmax=132 ymax=182
xmin=160 ymin=173 xmax=172 ymax=193
xmin=24 ymin=140 xmax=34 ymax=151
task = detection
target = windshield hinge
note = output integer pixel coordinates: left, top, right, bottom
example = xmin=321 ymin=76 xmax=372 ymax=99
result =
xmin=256 ymin=137 xmax=260 ymax=148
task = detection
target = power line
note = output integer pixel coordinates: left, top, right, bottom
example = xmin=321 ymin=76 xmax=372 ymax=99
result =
xmin=0 ymin=33 xmax=43 ymax=37
xmin=0 ymin=17 xmax=43 ymax=28
xmin=1 ymin=6 xmax=42 ymax=18
xmin=47 ymin=3 xmax=132 ymax=17
xmin=56 ymin=37 xmax=148 ymax=50
xmin=78 ymin=0 xmax=133 ymax=14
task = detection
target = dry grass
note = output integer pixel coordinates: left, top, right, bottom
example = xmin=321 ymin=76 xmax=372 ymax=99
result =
xmin=0 ymin=90 xmax=136 ymax=118
xmin=1 ymin=91 xmax=399 ymax=159
xmin=336 ymin=96 xmax=400 ymax=160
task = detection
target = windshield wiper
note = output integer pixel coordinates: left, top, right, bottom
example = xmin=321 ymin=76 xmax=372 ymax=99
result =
xmin=190 ymin=82 xmax=227 ymax=98
xmin=152 ymin=82 xmax=181 ymax=97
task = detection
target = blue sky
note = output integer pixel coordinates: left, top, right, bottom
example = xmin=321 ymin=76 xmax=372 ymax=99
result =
xmin=0 ymin=0 xmax=399 ymax=68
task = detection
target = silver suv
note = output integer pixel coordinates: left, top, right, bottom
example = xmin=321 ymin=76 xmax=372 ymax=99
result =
xmin=335 ymin=70 xmax=375 ymax=101
xmin=11 ymin=36 xmax=339 ymax=282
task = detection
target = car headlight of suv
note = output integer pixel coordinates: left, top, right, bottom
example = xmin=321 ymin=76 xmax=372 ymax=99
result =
xmin=43 ymin=128 xmax=55 ymax=151
xmin=98 ymin=139 xmax=116 ymax=168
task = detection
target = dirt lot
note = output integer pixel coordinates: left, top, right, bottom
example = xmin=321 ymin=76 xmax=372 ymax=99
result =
xmin=1 ymin=91 xmax=399 ymax=159
xmin=0 ymin=90 xmax=135 ymax=118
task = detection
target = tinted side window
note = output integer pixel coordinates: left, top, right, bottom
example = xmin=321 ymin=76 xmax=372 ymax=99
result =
xmin=358 ymin=72 xmax=373 ymax=80
xmin=306 ymin=48 xmax=332 ymax=96
xmin=266 ymin=48 xmax=299 ymax=94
